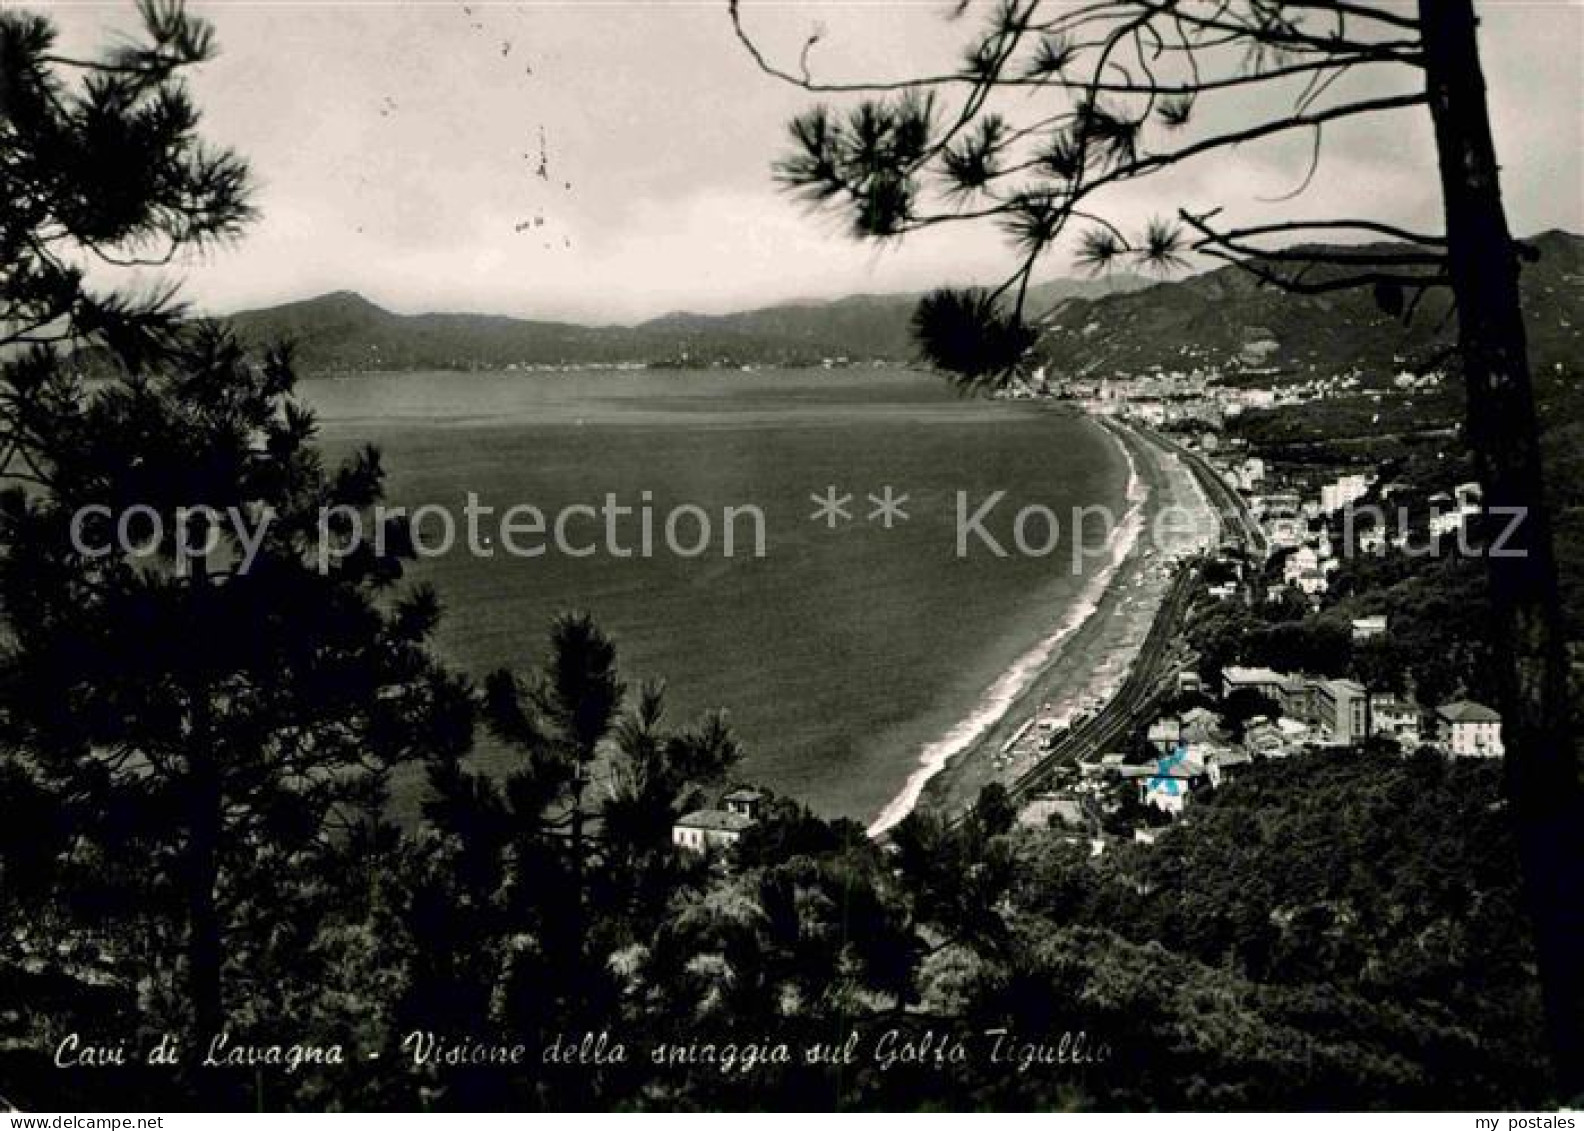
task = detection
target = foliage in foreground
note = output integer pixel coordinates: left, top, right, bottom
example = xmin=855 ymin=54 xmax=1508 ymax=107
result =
xmin=2 ymin=675 xmax=1552 ymax=1110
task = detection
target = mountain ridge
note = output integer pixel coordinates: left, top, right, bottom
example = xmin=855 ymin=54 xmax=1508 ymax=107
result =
xmin=224 ymin=275 xmax=1152 ymax=373
xmin=223 ymin=230 xmax=1582 ymax=378
xmin=1032 ymin=229 xmax=1582 ymax=382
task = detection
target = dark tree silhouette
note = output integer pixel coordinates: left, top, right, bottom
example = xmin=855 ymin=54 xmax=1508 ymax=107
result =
xmin=0 ymin=325 xmax=474 ymax=1078
xmin=0 ymin=5 xmax=484 ymax=1090
xmin=0 ymin=1 xmax=251 ymax=394
xmin=0 ymin=0 xmax=319 ymax=1090
xmin=421 ymin=613 xmax=741 ymax=1102
xmin=733 ymin=0 xmax=1581 ymax=1091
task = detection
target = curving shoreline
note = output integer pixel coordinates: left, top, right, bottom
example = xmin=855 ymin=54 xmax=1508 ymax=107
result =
xmin=867 ymin=415 xmax=1216 ymax=833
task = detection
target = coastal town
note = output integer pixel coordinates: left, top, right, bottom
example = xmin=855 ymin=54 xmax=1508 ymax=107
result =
xmin=665 ymin=356 xmax=1510 ymax=857
xmin=991 ymin=360 xmax=1509 ymax=846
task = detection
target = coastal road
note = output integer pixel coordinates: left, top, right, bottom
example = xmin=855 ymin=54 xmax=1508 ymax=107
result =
xmin=999 ymin=559 xmax=1200 ymax=806
xmin=933 ymin=417 xmax=1264 ymax=827
xmin=1138 ymin=425 xmax=1266 ymax=558
xmin=997 ymin=421 xmax=1264 ymax=810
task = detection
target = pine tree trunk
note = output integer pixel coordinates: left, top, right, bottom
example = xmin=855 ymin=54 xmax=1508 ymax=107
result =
xmin=570 ymin=766 xmax=586 ymax=953
xmin=183 ymin=553 xmax=226 ymax=1101
xmin=1419 ymin=0 xmax=1584 ymax=1094
xmin=186 ymin=760 xmax=224 ymax=1045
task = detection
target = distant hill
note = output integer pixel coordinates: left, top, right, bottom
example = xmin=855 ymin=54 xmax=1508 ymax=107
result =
xmin=639 ymin=275 xmax=1153 ymax=361
xmin=1033 ymin=230 xmax=1582 ymax=382
xmin=224 ymin=233 xmax=1580 ymax=378
xmin=226 ymin=291 xmax=675 ymax=373
xmin=223 ymin=275 xmax=1151 ymax=374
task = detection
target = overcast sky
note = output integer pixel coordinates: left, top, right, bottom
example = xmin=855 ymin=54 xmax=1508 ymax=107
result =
xmin=30 ymin=0 xmax=1584 ymax=323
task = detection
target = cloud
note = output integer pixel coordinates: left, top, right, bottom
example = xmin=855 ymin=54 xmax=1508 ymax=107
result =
xmin=49 ymin=0 xmax=1584 ymax=320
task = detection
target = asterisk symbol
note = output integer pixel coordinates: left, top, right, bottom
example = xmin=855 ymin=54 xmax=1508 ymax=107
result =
xmin=867 ymin=486 xmax=910 ymax=529
xmin=809 ymin=486 xmax=853 ymax=528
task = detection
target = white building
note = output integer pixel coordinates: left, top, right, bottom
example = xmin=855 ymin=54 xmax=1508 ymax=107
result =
xmin=1127 ymin=744 xmax=1251 ymax=816
xmin=1146 ymin=717 xmax=1182 ymax=753
xmin=1267 ymin=520 xmax=1304 ymax=551
xmin=1351 ymin=615 xmax=1389 ymax=642
xmin=1371 ymin=692 xmax=1421 ymax=748
xmin=671 ymin=810 xmax=752 ymax=852
xmin=1129 ymin=400 xmax=1168 ymax=426
xmin=1235 ymin=457 xmax=1267 ymax=492
xmin=1315 ymin=678 xmax=1369 ymax=745
xmin=1435 ymin=701 xmax=1504 ymax=757
xmin=672 ymin=789 xmax=765 ymax=852
xmin=1355 ymin=525 xmax=1388 ymax=555
xmin=1321 ymin=473 xmax=1371 ymax=515
xmin=1430 ymin=485 xmax=1482 ymax=539
xmin=1221 ymin=666 xmax=1289 ymax=701
xmin=1252 ymin=491 xmax=1301 ymax=519
xmin=1284 ymin=544 xmax=1321 ymax=583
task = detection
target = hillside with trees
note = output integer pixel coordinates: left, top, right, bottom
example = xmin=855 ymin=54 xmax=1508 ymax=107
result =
xmin=220 ymin=275 xmax=1149 ymax=374
xmin=1033 ymin=230 xmax=1582 ymax=382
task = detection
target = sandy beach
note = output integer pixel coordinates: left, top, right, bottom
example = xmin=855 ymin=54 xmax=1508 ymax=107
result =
xmin=869 ymin=415 xmax=1218 ymax=831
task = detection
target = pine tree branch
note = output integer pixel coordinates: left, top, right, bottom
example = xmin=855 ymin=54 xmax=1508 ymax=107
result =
xmin=731 ymin=2 xmax=1420 ymax=94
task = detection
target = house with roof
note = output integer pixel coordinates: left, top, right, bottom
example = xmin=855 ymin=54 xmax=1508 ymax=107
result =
xmin=1146 ymin=717 xmax=1182 ymax=754
xmin=1220 ymin=666 xmax=1289 ymax=701
xmin=1253 ymin=491 xmax=1302 ymax=519
xmin=1283 ymin=543 xmax=1321 ymax=584
xmin=1295 ymin=568 xmax=1328 ymax=597
xmin=1123 ymin=753 xmax=1208 ymax=817
xmin=1178 ymin=707 xmax=1223 ymax=747
xmin=1315 ymin=678 xmax=1369 ymax=745
xmin=1080 ymin=751 xmax=1130 ymax=778
xmin=1264 ymin=515 xmax=1305 ymax=551
xmin=1369 ymin=691 xmax=1421 ymax=748
xmin=721 ymin=789 xmax=764 ymax=819
xmin=1321 ymin=472 xmax=1371 ymax=515
xmin=1123 ymin=742 xmax=1248 ymax=817
xmin=1020 ymin=792 xmax=1088 ymax=830
xmin=1277 ymin=716 xmax=1315 ymax=745
xmin=1435 ymin=701 xmax=1504 ymax=758
xmin=1353 ymin=524 xmax=1389 ymax=555
xmin=1244 ymin=718 xmax=1293 ymax=758
xmin=672 ymin=789 xmax=765 ymax=853
xmin=1351 ymin=614 xmax=1389 ymax=642
xmin=1429 ymin=487 xmax=1481 ymax=539
xmin=1206 ymin=747 xmax=1254 ymax=783
xmin=671 ymin=809 xmax=752 ymax=853
xmin=1278 ymin=673 xmax=1318 ymax=722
